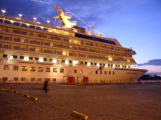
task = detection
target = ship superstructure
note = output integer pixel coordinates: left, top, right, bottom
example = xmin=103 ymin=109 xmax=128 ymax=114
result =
xmin=0 ymin=3 xmax=147 ymax=83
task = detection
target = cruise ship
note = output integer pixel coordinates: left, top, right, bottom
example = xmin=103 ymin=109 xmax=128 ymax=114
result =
xmin=0 ymin=3 xmax=147 ymax=83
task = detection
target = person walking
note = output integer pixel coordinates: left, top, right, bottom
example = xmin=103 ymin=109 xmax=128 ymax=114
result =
xmin=44 ymin=80 xmax=48 ymax=93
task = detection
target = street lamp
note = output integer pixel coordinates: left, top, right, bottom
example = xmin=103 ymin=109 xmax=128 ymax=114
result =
xmin=47 ymin=20 xmax=50 ymax=25
xmin=2 ymin=9 xmax=6 ymax=16
xmin=33 ymin=17 xmax=37 ymax=23
xmin=19 ymin=14 xmax=22 ymax=19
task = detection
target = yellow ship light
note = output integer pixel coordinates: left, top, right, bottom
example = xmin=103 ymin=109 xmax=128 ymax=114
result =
xmin=53 ymin=60 xmax=57 ymax=63
xmin=74 ymin=40 xmax=77 ymax=43
xmin=41 ymin=26 xmax=44 ymax=29
xmin=53 ymin=29 xmax=56 ymax=31
xmin=87 ymin=62 xmax=90 ymax=66
xmin=105 ymin=64 xmax=108 ymax=67
xmin=108 ymin=57 xmax=112 ymax=61
xmin=73 ymin=60 xmax=78 ymax=65
xmin=65 ymin=60 xmax=69 ymax=64
xmin=120 ymin=65 xmax=122 ymax=68
xmin=69 ymin=40 xmax=71 ymax=42
xmin=63 ymin=52 xmax=66 ymax=55
xmin=24 ymin=57 xmax=29 ymax=61
xmin=73 ymin=29 xmax=77 ymax=32
xmin=10 ymin=20 xmax=14 ymax=24
xmin=26 ymin=24 xmax=30 ymax=26
xmin=47 ymin=20 xmax=50 ymax=25
xmin=127 ymin=59 xmax=130 ymax=62
xmin=113 ymin=64 xmax=115 ymax=68
xmin=39 ymin=58 xmax=43 ymax=62
xmin=97 ymin=63 xmax=99 ymax=66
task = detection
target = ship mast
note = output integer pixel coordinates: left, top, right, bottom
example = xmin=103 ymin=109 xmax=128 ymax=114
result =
xmin=53 ymin=3 xmax=77 ymax=28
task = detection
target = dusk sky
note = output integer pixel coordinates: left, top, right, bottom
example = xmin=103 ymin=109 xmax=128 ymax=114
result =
xmin=0 ymin=0 xmax=161 ymax=75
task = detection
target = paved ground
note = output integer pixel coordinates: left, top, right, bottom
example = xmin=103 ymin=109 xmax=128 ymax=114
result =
xmin=0 ymin=83 xmax=161 ymax=120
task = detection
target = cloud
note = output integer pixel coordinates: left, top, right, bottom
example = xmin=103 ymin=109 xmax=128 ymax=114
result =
xmin=137 ymin=59 xmax=161 ymax=66
xmin=0 ymin=0 xmax=150 ymax=29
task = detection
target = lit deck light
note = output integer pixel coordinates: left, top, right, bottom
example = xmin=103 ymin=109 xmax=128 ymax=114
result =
xmin=53 ymin=60 xmax=57 ymax=63
xmin=97 ymin=63 xmax=99 ymax=66
xmin=41 ymin=26 xmax=44 ymax=29
xmin=24 ymin=57 xmax=29 ymax=61
xmin=9 ymin=56 xmax=13 ymax=59
xmin=47 ymin=20 xmax=50 ymax=25
xmin=105 ymin=64 xmax=108 ymax=67
xmin=39 ymin=58 xmax=43 ymax=62
xmin=73 ymin=29 xmax=77 ymax=32
xmin=26 ymin=23 xmax=30 ymax=26
xmin=2 ymin=9 xmax=6 ymax=16
xmin=19 ymin=14 xmax=22 ymax=19
xmin=120 ymin=65 xmax=122 ymax=68
xmin=10 ymin=20 xmax=14 ymax=24
xmin=33 ymin=17 xmax=37 ymax=23
xmin=87 ymin=62 xmax=90 ymax=66
xmin=65 ymin=61 xmax=69 ymax=64
xmin=54 ymin=29 xmax=56 ymax=31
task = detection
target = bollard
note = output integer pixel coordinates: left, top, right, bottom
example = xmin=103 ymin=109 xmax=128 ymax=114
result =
xmin=24 ymin=94 xmax=30 ymax=98
xmin=72 ymin=111 xmax=88 ymax=120
xmin=31 ymin=96 xmax=38 ymax=101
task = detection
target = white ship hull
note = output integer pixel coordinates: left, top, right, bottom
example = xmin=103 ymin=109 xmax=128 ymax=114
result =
xmin=0 ymin=61 xmax=147 ymax=83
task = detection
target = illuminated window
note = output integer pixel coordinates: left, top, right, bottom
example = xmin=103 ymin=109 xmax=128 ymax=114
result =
xmin=38 ymin=67 xmax=43 ymax=72
xmin=53 ymin=78 xmax=56 ymax=81
xmin=13 ymin=66 xmax=18 ymax=71
xmin=30 ymin=67 xmax=35 ymax=71
xmin=4 ymin=65 xmax=9 ymax=70
xmin=44 ymin=78 xmax=50 ymax=81
xmin=21 ymin=77 xmax=26 ymax=81
xmin=74 ymin=69 xmax=77 ymax=73
xmin=37 ymin=78 xmax=42 ymax=81
xmin=31 ymin=78 xmax=35 ymax=81
xmin=60 ymin=68 xmax=64 ymax=73
xmin=127 ymin=59 xmax=130 ymax=62
xmin=46 ymin=67 xmax=50 ymax=72
xmin=14 ymin=77 xmax=18 ymax=81
xmin=22 ymin=66 xmax=27 ymax=71
xmin=53 ymin=68 xmax=57 ymax=73
xmin=80 ymin=70 xmax=83 ymax=74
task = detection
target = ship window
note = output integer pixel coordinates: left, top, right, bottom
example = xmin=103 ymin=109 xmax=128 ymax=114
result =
xmin=14 ymin=77 xmax=18 ymax=81
xmin=13 ymin=66 xmax=18 ymax=71
xmin=80 ymin=70 xmax=83 ymax=74
xmin=22 ymin=66 xmax=27 ymax=71
xmin=38 ymin=67 xmax=43 ymax=72
xmin=100 ymin=63 xmax=102 ymax=66
xmin=103 ymin=64 xmax=105 ymax=66
xmin=49 ymin=59 xmax=53 ymax=62
xmin=113 ymin=71 xmax=115 ymax=75
xmin=60 ymin=68 xmax=64 ymax=73
xmin=29 ymin=57 xmax=33 ymax=60
xmin=96 ymin=70 xmax=98 ymax=74
xmin=85 ymin=62 xmax=87 ymax=65
xmin=109 ymin=71 xmax=111 ymax=75
xmin=91 ymin=62 xmax=93 ymax=65
xmin=108 ymin=64 xmax=110 ymax=66
xmin=118 ymin=65 xmax=120 ymax=67
xmin=38 ymin=78 xmax=42 ymax=81
xmin=35 ymin=57 xmax=39 ymax=60
xmin=21 ymin=77 xmax=26 ymax=81
xmin=53 ymin=68 xmax=57 ymax=73
xmin=115 ymin=65 xmax=117 ymax=67
xmin=105 ymin=71 xmax=107 ymax=74
xmin=44 ymin=78 xmax=50 ymax=81
xmin=3 ymin=54 xmax=7 ymax=58
xmin=80 ymin=61 xmax=83 ymax=64
xmin=44 ymin=58 xmax=47 ymax=61
xmin=4 ymin=65 xmax=9 ymax=70
xmin=69 ymin=60 xmax=72 ymax=63
xmin=100 ymin=71 xmax=102 ymax=74
xmin=3 ymin=77 xmax=8 ymax=81
xmin=74 ymin=69 xmax=77 ymax=73
xmin=62 ymin=60 xmax=65 ymax=63
xmin=94 ymin=63 xmax=97 ymax=65
xmin=46 ymin=67 xmax=50 ymax=72
xmin=13 ymin=55 xmax=17 ymax=59
xmin=128 ymin=66 xmax=130 ymax=68
xmin=53 ymin=78 xmax=56 ymax=81
xmin=30 ymin=67 xmax=35 ymax=71
xmin=20 ymin=56 xmax=24 ymax=59
xmin=31 ymin=78 xmax=35 ymax=81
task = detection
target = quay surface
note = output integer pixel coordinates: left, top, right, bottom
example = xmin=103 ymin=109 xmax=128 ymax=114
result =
xmin=0 ymin=83 xmax=161 ymax=120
